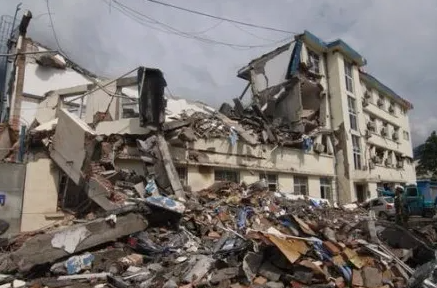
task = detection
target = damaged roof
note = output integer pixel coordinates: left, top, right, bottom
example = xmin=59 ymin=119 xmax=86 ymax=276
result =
xmin=121 ymin=87 xmax=215 ymax=121
xmin=26 ymin=38 xmax=100 ymax=80
xmin=237 ymin=30 xmax=367 ymax=79
xmin=302 ymin=30 xmax=367 ymax=66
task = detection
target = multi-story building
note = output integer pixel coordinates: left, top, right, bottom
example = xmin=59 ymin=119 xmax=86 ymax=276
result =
xmin=238 ymin=30 xmax=415 ymax=203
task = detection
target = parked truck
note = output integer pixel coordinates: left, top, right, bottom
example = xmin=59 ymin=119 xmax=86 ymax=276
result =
xmin=377 ymin=180 xmax=436 ymax=220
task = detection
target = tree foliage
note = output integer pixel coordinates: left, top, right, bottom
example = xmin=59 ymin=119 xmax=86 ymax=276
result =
xmin=417 ymin=131 xmax=437 ymax=180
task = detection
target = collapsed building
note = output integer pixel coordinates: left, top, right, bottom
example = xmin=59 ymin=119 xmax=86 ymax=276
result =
xmin=0 ymin=11 xmax=429 ymax=288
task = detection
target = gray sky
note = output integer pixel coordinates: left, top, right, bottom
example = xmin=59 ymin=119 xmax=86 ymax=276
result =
xmin=1 ymin=0 xmax=437 ymax=146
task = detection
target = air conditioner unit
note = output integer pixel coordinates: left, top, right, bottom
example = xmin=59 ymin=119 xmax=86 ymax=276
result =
xmin=314 ymin=143 xmax=325 ymax=153
xmin=377 ymin=99 xmax=384 ymax=107
xmin=362 ymin=98 xmax=369 ymax=107
xmin=397 ymin=161 xmax=404 ymax=169
xmin=367 ymin=121 xmax=376 ymax=131
xmin=364 ymin=91 xmax=371 ymax=99
xmin=392 ymin=133 xmax=399 ymax=140
xmin=389 ymin=106 xmax=395 ymax=113
xmin=381 ymin=127 xmax=388 ymax=136
xmin=369 ymin=162 xmax=376 ymax=169
xmin=365 ymin=130 xmax=372 ymax=139
xmin=385 ymin=158 xmax=393 ymax=166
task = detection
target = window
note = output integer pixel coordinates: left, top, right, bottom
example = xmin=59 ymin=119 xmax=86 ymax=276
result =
xmin=176 ymin=167 xmax=188 ymax=186
xmin=375 ymin=147 xmax=384 ymax=164
xmin=215 ymin=169 xmax=239 ymax=183
xmin=320 ymin=178 xmax=332 ymax=200
xmin=260 ymin=174 xmax=278 ymax=192
xmin=344 ymin=61 xmax=354 ymax=93
xmin=348 ymin=96 xmax=357 ymax=131
xmin=352 ymin=135 xmax=362 ymax=170
xmin=389 ymin=101 xmax=395 ymax=115
xmin=377 ymin=96 xmax=385 ymax=109
xmin=307 ymin=49 xmax=320 ymax=74
xmin=403 ymin=131 xmax=410 ymax=141
xmin=368 ymin=116 xmax=376 ymax=132
xmin=294 ymin=176 xmax=308 ymax=195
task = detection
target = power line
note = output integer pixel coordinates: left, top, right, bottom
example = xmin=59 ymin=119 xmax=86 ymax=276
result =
xmin=108 ymin=0 xmax=291 ymax=50
xmin=45 ymin=0 xmax=64 ymax=54
xmin=145 ymin=0 xmax=296 ymax=34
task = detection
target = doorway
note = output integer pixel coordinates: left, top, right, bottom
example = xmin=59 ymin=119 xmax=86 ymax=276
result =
xmin=355 ymin=183 xmax=367 ymax=203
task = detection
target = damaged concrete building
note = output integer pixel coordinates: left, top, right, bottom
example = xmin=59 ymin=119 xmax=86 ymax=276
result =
xmin=235 ymin=30 xmax=415 ymax=204
xmin=0 ymin=27 xmax=416 ymax=235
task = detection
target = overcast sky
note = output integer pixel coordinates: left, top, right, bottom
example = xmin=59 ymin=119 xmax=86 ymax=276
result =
xmin=1 ymin=0 xmax=436 ymax=146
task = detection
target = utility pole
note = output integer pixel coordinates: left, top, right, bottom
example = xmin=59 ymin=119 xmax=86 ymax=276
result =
xmin=0 ymin=3 xmax=21 ymax=122
xmin=7 ymin=9 xmax=32 ymax=128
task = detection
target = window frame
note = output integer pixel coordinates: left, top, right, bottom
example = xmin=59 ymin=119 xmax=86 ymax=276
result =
xmin=344 ymin=61 xmax=354 ymax=93
xmin=176 ymin=167 xmax=188 ymax=187
xmin=260 ymin=173 xmax=278 ymax=192
xmin=352 ymin=135 xmax=362 ymax=170
xmin=348 ymin=96 xmax=358 ymax=131
xmin=215 ymin=169 xmax=240 ymax=183
xmin=403 ymin=131 xmax=410 ymax=141
xmin=320 ymin=177 xmax=332 ymax=200
xmin=294 ymin=176 xmax=309 ymax=195
xmin=307 ymin=49 xmax=320 ymax=74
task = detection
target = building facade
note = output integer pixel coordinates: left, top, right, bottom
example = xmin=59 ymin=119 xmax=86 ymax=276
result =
xmin=237 ymin=30 xmax=415 ymax=203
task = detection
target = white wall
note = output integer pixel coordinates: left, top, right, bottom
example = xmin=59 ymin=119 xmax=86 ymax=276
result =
xmin=251 ymin=43 xmax=295 ymax=94
xmin=23 ymin=63 xmax=92 ymax=97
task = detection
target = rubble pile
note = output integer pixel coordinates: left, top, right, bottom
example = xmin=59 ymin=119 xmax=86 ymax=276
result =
xmin=0 ymin=180 xmax=433 ymax=288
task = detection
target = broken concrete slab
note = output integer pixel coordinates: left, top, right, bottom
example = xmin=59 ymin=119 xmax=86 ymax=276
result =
xmin=95 ymin=118 xmax=153 ymax=136
xmin=182 ymin=255 xmax=214 ymax=283
xmin=156 ymin=134 xmax=185 ymax=199
xmin=87 ymin=177 xmax=120 ymax=211
xmin=362 ymin=266 xmax=382 ymax=288
xmin=210 ymin=267 xmax=239 ymax=284
xmin=0 ymin=212 xmax=147 ymax=273
xmin=50 ymin=108 xmax=97 ymax=185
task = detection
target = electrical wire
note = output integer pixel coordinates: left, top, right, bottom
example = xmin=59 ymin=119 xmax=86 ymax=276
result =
xmin=144 ymin=0 xmax=297 ymax=34
xmin=108 ymin=0 xmax=291 ymax=49
xmin=45 ymin=0 xmax=64 ymax=54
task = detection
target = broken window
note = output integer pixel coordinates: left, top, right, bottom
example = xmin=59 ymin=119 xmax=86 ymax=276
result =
xmin=374 ymin=147 xmax=384 ymax=164
xmin=320 ymin=177 xmax=332 ymax=200
xmin=294 ymin=176 xmax=308 ymax=195
xmin=344 ymin=61 xmax=354 ymax=93
xmin=348 ymin=96 xmax=357 ymax=131
xmin=215 ymin=169 xmax=239 ymax=183
xmin=260 ymin=174 xmax=278 ymax=192
xmin=121 ymin=96 xmax=139 ymax=119
xmin=176 ymin=167 xmax=188 ymax=187
xmin=307 ymin=49 xmax=320 ymax=74
xmin=352 ymin=135 xmax=362 ymax=170
xmin=403 ymin=131 xmax=410 ymax=141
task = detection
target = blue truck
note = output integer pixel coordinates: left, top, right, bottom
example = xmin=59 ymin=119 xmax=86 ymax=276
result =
xmin=377 ymin=180 xmax=437 ymax=219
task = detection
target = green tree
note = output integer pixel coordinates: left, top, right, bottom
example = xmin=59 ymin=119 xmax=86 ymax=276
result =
xmin=417 ymin=131 xmax=437 ymax=180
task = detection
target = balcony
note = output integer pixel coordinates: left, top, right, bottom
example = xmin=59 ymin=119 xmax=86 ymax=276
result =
xmin=363 ymin=102 xmax=399 ymax=127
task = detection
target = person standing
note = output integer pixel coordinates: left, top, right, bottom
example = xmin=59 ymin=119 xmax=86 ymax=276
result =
xmin=394 ymin=185 xmax=406 ymax=226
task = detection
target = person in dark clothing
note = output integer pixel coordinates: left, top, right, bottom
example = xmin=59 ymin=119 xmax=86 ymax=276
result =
xmin=394 ymin=185 xmax=406 ymax=226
